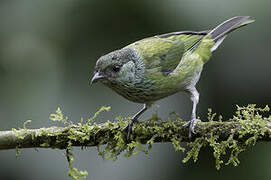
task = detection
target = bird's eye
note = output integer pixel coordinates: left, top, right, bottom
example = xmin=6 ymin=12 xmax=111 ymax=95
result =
xmin=112 ymin=65 xmax=121 ymax=72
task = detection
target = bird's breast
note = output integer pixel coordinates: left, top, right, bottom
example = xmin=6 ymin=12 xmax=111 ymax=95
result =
xmin=104 ymin=79 xmax=179 ymax=104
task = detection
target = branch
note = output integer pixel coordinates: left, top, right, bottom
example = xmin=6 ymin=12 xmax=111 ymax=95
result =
xmin=0 ymin=104 xmax=271 ymax=171
xmin=0 ymin=121 xmax=238 ymax=150
xmin=1 ymin=111 xmax=271 ymax=150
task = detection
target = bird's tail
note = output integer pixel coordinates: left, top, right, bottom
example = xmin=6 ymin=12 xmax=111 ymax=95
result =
xmin=208 ymin=16 xmax=255 ymax=52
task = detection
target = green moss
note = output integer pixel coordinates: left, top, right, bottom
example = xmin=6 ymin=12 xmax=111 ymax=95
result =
xmin=182 ymin=137 xmax=205 ymax=163
xmin=12 ymin=120 xmax=34 ymax=157
xmin=15 ymin=146 xmax=21 ymax=158
xmin=49 ymin=107 xmax=69 ymax=125
xmin=181 ymin=104 xmax=271 ymax=169
xmin=41 ymin=104 xmax=271 ymax=179
xmin=12 ymin=128 xmax=24 ymax=140
xmin=171 ymin=137 xmax=185 ymax=152
xmin=66 ymin=148 xmax=88 ymax=180
xmin=87 ymin=106 xmax=111 ymax=123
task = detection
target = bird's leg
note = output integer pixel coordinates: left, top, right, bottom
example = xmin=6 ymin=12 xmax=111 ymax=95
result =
xmin=124 ymin=103 xmax=151 ymax=140
xmin=183 ymin=87 xmax=199 ymax=138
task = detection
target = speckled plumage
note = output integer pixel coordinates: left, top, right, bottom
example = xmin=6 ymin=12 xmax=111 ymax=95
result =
xmin=91 ymin=16 xmax=254 ymax=138
xmin=95 ymin=34 xmax=212 ymax=103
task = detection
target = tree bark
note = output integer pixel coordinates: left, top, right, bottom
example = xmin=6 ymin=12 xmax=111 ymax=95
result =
xmin=1 ymin=119 xmax=271 ymax=150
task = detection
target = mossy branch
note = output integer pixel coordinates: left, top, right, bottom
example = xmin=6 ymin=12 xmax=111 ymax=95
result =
xmin=0 ymin=104 xmax=271 ymax=179
xmin=1 ymin=115 xmax=271 ymax=150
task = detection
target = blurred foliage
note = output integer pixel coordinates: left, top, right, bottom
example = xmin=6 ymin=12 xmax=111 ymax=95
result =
xmin=0 ymin=0 xmax=271 ymax=180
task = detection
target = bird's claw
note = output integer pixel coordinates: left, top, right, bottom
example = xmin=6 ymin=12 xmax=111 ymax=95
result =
xmin=123 ymin=119 xmax=138 ymax=140
xmin=183 ymin=118 xmax=197 ymax=138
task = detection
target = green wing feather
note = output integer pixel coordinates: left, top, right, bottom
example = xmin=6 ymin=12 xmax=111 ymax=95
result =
xmin=126 ymin=33 xmax=204 ymax=76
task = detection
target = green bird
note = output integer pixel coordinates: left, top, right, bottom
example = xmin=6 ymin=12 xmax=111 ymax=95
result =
xmin=91 ymin=16 xmax=254 ymax=138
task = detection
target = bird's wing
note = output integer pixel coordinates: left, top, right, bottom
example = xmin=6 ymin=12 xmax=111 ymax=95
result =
xmin=125 ymin=31 xmax=208 ymax=76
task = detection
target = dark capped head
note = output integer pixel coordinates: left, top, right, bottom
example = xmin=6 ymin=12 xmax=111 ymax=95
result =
xmin=91 ymin=48 xmax=144 ymax=85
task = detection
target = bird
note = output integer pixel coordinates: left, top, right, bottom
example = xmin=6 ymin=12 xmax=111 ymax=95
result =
xmin=91 ymin=16 xmax=254 ymax=138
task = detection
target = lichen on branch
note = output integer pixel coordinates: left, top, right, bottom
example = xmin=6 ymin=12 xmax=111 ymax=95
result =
xmin=0 ymin=104 xmax=270 ymax=180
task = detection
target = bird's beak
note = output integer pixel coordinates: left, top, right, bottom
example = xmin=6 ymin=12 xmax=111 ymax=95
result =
xmin=91 ymin=72 xmax=104 ymax=84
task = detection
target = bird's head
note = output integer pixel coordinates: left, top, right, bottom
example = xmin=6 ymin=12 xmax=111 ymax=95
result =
xmin=91 ymin=48 xmax=144 ymax=86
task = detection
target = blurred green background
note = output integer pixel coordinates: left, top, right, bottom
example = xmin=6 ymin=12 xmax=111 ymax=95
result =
xmin=0 ymin=0 xmax=271 ymax=179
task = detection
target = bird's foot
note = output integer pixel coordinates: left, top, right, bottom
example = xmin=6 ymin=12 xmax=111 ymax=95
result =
xmin=183 ymin=118 xmax=198 ymax=138
xmin=123 ymin=118 xmax=139 ymax=140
